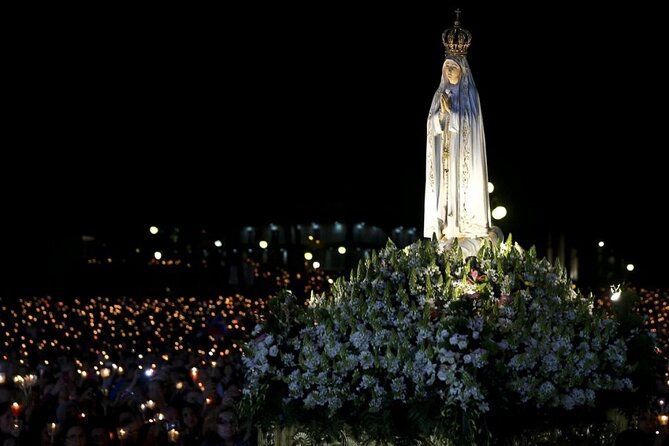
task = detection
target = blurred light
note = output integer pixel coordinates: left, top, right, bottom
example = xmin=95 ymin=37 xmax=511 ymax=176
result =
xmin=338 ymin=246 xmax=347 ymax=255
xmin=259 ymin=240 xmax=268 ymax=249
xmin=149 ymin=226 xmax=159 ymax=235
xmin=154 ymin=251 xmax=162 ymax=260
xmin=598 ymin=241 xmax=605 ymax=247
xmin=214 ymin=240 xmax=222 ymax=248
xmin=304 ymin=252 xmax=313 ymax=261
xmin=626 ymin=263 xmax=635 ymax=271
xmin=491 ymin=206 xmax=507 ymax=220
xmin=488 ymin=182 xmax=494 ymax=193
xmin=611 ymin=290 xmax=621 ymax=302
xmin=312 ymin=261 xmax=321 ymax=269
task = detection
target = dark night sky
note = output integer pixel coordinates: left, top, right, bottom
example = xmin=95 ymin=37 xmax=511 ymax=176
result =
xmin=2 ymin=4 xmax=667 ymax=290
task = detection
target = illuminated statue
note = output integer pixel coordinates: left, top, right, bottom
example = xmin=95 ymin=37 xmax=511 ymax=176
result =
xmin=423 ymin=12 xmax=501 ymax=252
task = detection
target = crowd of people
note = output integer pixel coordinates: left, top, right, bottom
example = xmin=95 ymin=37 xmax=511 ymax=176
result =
xmin=0 ymin=291 xmax=270 ymax=446
xmin=0 ymin=349 xmax=251 ymax=446
xmin=0 ymin=256 xmax=337 ymax=446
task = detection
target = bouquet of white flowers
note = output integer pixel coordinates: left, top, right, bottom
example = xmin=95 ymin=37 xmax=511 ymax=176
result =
xmin=241 ymin=237 xmax=657 ymax=445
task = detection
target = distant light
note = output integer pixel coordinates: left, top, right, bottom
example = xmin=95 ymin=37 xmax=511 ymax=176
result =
xmin=308 ymin=235 xmax=314 ymax=241
xmin=149 ymin=226 xmax=159 ymax=235
xmin=327 ymin=278 xmax=334 ymax=284
xmin=214 ymin=240 xmax=222 ymax=248
xmin=491 ymin=206 xmax=507 ymax=220
xmin=312 ymin=261 xmax=321 ymax=269
xmin=304 ymin=252 xmax=313 ymax=261
xmin=488 ymin=182 xmax=495 ymax=193
xmin=259 ymin=240 xmax=268 ymax=249
xmin=338 ymin=246 xmax=347 ymax=254
xmin=626 ymin=263 xmax=635 ymax=271
xmin=598 ymin=241 xmax=605 ymax=247
xmin=610 ymin=290 xmax=621 ymax=301
xmin=154 ymin=251 xmax=162 ymax=260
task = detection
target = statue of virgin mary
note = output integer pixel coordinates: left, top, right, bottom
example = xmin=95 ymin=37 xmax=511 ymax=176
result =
xmin=423 ymin=14 xmax=500 ymax=249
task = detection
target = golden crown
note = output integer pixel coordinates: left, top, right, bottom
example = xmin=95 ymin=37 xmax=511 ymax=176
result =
xmin=441 ymin=9 xmax=471 ymax=56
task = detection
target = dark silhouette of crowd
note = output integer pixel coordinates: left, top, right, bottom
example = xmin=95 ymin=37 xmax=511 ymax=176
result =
xmin=0 ymin=350 xmax=250 ymax=446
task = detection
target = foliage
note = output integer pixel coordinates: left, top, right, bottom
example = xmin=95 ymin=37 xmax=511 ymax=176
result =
xmin=240 ymin=237 xmax=657 ymax=444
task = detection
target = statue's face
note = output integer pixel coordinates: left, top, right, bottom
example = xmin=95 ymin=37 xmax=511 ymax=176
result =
xmin=443 ymin=61 xmax=462 ymax=85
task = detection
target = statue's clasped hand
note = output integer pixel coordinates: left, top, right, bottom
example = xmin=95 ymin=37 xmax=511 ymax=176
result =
xmin=440 ymin=94 xmax=451 ymax=114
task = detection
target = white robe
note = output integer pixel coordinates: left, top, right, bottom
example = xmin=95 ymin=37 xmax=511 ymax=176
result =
xmin=423 ymin=56 xmax=491 ymax=240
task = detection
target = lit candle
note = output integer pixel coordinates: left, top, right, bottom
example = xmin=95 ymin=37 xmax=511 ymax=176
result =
xmin=24 ymin=374 xmax=38 ymax=387
xmin=47 ymin=422 xmax=58 ymax=436
xmin=47 ymin=422 xmax=58 ymax=444
xmin=10 ymin=402 xmax=21 ymax=417
xmin=167 ymin=428 xmax=180 ymax=443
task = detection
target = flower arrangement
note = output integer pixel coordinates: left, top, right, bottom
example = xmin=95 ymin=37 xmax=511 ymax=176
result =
xmin=240 ymin=237 xmax=657 ymax=444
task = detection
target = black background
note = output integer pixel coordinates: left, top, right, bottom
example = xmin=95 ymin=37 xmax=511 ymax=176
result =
xmin=2 ymin=3 xmax=666 ymax=291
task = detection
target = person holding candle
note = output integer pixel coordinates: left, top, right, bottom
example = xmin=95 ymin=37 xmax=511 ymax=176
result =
xmin=0 ymin=401 xmax=19 ymax=445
